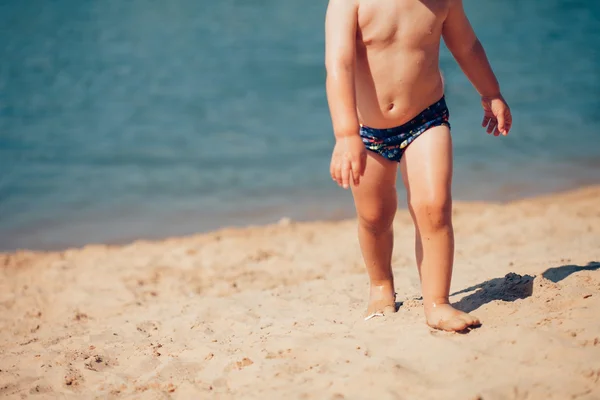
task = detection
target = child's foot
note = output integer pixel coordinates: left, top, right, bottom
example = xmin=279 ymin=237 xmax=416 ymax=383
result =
xmin=365 ymin=282 xmax=396 ymax=320
xmin=424 ymin=303 xmax=481 ymax=332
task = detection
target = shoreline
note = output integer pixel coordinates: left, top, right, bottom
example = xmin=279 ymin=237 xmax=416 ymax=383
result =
xmin=1 ymin=182 xmax=598 ymax=255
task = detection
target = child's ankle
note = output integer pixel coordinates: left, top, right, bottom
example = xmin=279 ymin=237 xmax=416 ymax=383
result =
xmin=370 ymin=278 xmax=394 ymax=289
xmin=369 ymin=279 xmax=395 ymax=298
xmin=423 ymin=296 xmax=450 ymax=310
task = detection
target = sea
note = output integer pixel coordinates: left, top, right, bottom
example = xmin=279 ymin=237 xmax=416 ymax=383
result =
xmin=1 ymin=0 xmax=599 ymax=251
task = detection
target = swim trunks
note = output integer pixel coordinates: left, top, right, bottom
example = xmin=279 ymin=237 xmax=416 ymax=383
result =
xmin=359 ymin=96 xmax=450 ymax=162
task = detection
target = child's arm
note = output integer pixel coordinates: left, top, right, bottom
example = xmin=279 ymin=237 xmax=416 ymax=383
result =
xmin=325 ymin=0 xmax=359 ymax=138
xmin=325 ymin=0 xmax=366 ymax=188
xmin=442 ymin=0 xmax=512 ymax=135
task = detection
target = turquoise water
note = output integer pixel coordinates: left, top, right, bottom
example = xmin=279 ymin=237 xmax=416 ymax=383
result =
xmin=1 ymin=0 xmax=599 ymax=251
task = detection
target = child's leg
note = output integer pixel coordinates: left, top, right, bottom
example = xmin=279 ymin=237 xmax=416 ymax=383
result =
xmin=351 ymin=151 xmax=398 ymax=318
xmin=399 ymin=125 xmax=481 ymax=331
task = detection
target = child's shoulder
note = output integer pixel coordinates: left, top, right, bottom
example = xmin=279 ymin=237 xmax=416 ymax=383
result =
xmin=327 ymin=0 xmax=358 ymax=8
xmin=326 ymin=0 xmax=358 ymax=16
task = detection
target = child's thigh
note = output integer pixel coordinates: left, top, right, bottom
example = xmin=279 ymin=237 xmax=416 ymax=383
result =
xmin=399 ymin=125 xmax=453 ymax=204
xmin=351 ymin=151 xmax=398 ymax=218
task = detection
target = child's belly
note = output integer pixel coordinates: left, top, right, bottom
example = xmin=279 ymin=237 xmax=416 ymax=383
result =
xmin=355 ymin=46 xmax=445 ymax=129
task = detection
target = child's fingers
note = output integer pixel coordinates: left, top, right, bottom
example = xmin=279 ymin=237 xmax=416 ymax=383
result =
xmin=330 ymin=160 xmax=336 ymax=181
xmin=341 ymin=159 xmax=351 ymax=189
xmin=336 ymin=163 xmax=344 ymax=187
xmin=330 ymin=158 xmax=336 ymax=181
xmin=351 ymin=159 xmax=361 ymax=186
xmin=497 ymin=112 xmax=506 ymax=135
xmin=482 ymin=116 xmax=490 ymax=128
xmin=331 ymin=159 xmax=341 ymax=186
xmin=504 ymin=112 xmax=512 ymax=134
xmin=486 ymin=119 xmax=497 ymax=134
xmin=360 ymin=151 xmax=367 ymax=176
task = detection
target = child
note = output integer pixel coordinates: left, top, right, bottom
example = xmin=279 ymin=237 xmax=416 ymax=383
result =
xmin=325 ymin=0 xmax=512 ymax=331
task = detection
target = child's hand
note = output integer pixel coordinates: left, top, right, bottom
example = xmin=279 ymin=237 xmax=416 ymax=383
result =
xmin=481 ymin=95 xmax=512 ymax=136
xmin=330 ymin=135 xmax=367 ymax=189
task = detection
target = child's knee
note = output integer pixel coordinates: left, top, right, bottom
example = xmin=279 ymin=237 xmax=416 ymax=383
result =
xmin=358 ymin=207 xmax=396 ymax=235
xmin=410 ymin=196 xmax=452 ymax=231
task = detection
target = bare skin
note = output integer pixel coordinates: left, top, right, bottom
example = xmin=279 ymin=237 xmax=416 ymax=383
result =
xmin=325 ymin=0 xmax=512 ymax=331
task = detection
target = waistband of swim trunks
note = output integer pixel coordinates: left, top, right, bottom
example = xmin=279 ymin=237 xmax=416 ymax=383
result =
xmin=359 ymin=96 xmax=448 ymax=133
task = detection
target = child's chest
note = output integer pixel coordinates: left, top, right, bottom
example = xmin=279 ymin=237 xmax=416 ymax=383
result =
xmin=357 ymin=0 xmax=450 ymax=47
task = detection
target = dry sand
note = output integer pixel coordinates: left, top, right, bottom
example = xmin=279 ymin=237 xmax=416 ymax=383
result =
xmin=1 ymin=185 xmax=599 ymax=400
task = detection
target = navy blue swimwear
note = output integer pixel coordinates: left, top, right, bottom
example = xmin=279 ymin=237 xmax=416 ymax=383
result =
xmin=359 ymin=96 xmax=450 ymax=162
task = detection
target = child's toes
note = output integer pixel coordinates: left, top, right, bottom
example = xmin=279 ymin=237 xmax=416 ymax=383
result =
xmin=429 ymin=316 xmax=468 ymax=332
xmin=459 ymin=312 xmax=481 ymax=327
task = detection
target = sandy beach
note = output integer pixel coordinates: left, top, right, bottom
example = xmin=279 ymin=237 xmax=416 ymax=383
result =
xmin=1 ymin=185 xmax=599 ymax=399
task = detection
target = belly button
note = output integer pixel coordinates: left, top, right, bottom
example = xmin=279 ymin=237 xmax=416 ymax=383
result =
xmin=387 ymin=103 xmax=395 ymax=111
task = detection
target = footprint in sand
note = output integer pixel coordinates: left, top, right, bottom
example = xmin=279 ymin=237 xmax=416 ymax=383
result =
xmin=29 ymin=383 xmax=53 ymax=395
xmin=84 ymin=354 xmax=118 ymax=372
xmin=265 ymin=349 xmax=294 ymax=360
xmin=136 ymin=320 xmax=161 ymax=337
xmin=225 ymin=357 xmax=254 ymax=371
xmin=64 ymin=367 xmax=84 ymax=387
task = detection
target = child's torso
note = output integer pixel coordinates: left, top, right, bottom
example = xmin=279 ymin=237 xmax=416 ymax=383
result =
xmin=355 ymin=0 xmax=451 ymax=128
